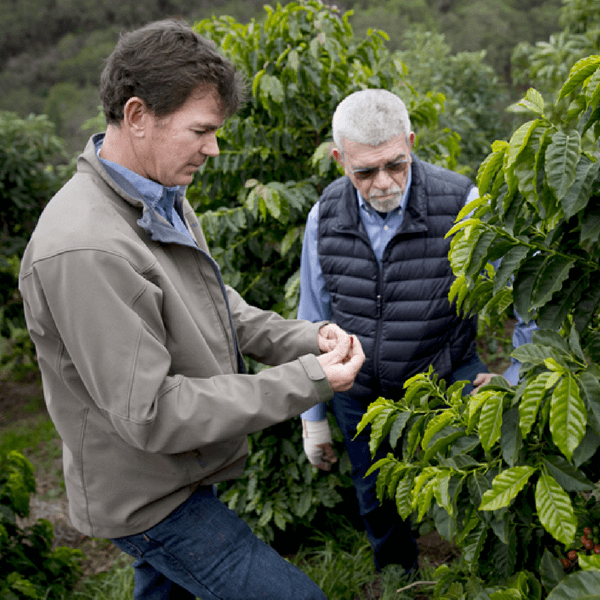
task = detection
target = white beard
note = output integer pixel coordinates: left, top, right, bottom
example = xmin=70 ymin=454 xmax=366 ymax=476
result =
xmin=367 ymin=188 xmax=403 ymax=213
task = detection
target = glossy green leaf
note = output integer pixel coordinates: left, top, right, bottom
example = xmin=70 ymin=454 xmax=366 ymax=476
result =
xmin=507 ymin=119 xmax=540 ymax=168
xmin=395 ymin=471 xmax=415 ymax=520
xmin=422 ymin=411 xmax=455 ymax=451
xmin=549 ymin=373 xmax=587 ymax=462
xmin=479 ymin=393 xmax=504 ymax=452
xmin=479 ymin=466 xmax=536 ymax=511
xmin=545 ymin=130 xmax=581 ymax=201
xmin=542 ymin=455 xmax=593 ymax=492
xmin=531 ymin=255 xmax=576 ymax=310
xmin=560 ymin=156 xmax=600 ymax=220
xmin=519 ymin=371 xmax=552 ymax=438
xmin=477 ymin=147 xmax=506 ymax=196
xmin=518 ymin=88 xmax=545 ymax=115
xmin=462 ymin=517 xmax=487 ymax=565
xmin=536 ymin=471 xmax=577 ymax=545
xmin=557 ymin=55 xmax=600 ymax=101
xmin=493 ymin=246 xmax=530 ymax=295
xmin=547 ymin=569 xmax=600 ymax=599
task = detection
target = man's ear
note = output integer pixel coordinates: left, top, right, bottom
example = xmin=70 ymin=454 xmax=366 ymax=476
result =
xmin=407 ymin=131 xmax=415 ymax=150
xmin=332 ymin=146 xmax=344 ymax=166
xmin=123 ymin=97 xmax=149 ymax=137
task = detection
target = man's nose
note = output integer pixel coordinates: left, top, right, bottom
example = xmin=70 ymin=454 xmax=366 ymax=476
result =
xmin=372 ymin=167 xmax=395 ymax=188
xmin=202 ymin=132 xmax=220 ymax=158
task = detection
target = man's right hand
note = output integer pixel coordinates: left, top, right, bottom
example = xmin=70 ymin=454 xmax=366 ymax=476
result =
xmin=317 ymin=333 xmax=365 ymax=392
xmin=302 ymin=419 xmax=338 ymax=471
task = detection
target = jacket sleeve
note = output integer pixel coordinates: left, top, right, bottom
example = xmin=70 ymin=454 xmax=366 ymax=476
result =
xmin=226 ymin=285 xmax=327 ymax=365
xmin=21 ymin=248 xmax=333 ymax=455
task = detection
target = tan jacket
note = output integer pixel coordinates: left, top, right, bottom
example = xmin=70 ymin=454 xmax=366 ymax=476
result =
xmin=19 ymin=135 xmax=332 ymax=538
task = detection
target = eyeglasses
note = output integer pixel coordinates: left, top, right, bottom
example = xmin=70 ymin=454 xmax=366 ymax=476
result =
xmin=349 ymin=158 xmax=410 ymax=181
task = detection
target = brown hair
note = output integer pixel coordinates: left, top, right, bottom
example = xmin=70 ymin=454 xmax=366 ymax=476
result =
xmin=99 ymin=18 xmax=245 ymax=125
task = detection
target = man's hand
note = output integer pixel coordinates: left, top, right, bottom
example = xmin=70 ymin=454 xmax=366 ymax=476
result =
xmin=302 ymin=419 xmax=338 ymax=471
xmin=317 ymin=323 xmax=348 ymax=353
xmin=471 ymin=372 xmax=505 ymax=394
xmin=317 ymin=330 xmax=365 ymax=392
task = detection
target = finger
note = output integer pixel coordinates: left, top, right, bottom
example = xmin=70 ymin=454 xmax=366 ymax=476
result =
xmin=317 ymin=443 xmax=338 ymax=464
xmin=316 ymin=461 xmax=332 ymax=472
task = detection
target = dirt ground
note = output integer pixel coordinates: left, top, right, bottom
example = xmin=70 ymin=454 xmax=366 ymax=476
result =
xmin=0 ymin=373 xmax=464 ymax=594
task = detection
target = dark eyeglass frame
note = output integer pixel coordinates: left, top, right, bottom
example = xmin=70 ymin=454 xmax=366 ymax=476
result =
xmin=349 ymin=158 xmax=410 ymax=181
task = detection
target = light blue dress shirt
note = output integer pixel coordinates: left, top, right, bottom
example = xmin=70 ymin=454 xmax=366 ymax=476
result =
xmin=299 ymin=171 xmax=479 ymax=420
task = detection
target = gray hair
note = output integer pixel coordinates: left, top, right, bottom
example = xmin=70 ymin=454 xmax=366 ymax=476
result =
xmin=332 ymin=89 xmax=411 ymax=150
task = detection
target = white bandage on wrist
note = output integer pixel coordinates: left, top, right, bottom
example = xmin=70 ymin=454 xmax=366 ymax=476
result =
xmin=302 ymin=418 xmax=333 ymax=466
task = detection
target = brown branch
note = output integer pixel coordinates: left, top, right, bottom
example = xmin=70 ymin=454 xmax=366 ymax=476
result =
xmin=394 ymin=580 xmax=437 ymax=599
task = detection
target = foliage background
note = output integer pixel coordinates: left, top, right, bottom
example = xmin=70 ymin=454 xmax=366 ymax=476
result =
xmin=2 ymin=0 xmax=600 ymax=597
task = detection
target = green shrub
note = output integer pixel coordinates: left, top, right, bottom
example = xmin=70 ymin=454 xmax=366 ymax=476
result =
xmin=0 ymin=451 xmax=84 ymax=599
xmin=360 ymin=55 xmax=600 ymax=598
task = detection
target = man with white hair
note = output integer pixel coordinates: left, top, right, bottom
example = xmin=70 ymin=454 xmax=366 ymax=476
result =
xmin=298 ymin=89 xmax=490 ymax=573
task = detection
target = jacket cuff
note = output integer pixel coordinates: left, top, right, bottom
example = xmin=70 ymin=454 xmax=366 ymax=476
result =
xmin=298 ymin=354 xmax=333 ymax=402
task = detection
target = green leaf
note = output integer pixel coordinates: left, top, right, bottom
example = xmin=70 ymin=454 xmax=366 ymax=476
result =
xmin=507 ymin=119 xmax=541 ymax=168
xmin=501 ymin=407 xmax=522 ymax=467
xmin=547 ymin=569 xmax=600 ymax=599
xmin=479 ymin=393 xmax=504 ymax=452
xmin=540 ymin=548 xmax=566 ymax=591
xmin=542 ymin=455 xmax=593 ymax=492
xmin=519 ymin=371 xmax=552 ymax=438
xmin=513 ymin=253 xmax=546 ymax=321
xmin=531 ymin=255 xmax=576 ymax=310
xmin=389 ymin=412 xmax=411 ymax=449
xmin=493 ymin=246 xmax=530 ymax=295
xmin=479 ymin=466 xmax=536 ymax=511
xmin=477 ymin=148 xmax=506 ymax=196
xmin=462 ymin=517 xmax=487 ymax=565
xmin=535 ymin=472 xmax=576 ymax=544
xmin=422 ymin=411 xmax=455 ymax=451
xmin=578 ymin=555 xmax=600 ymax=571
xmin=395 ymin=471 xmax=415 ymax=520
xmin=518 ymin=88 xmax=545 ymax=115
xmin=549 ymin=373 xmax=587 ymax=462
xmin=545 ymin=130 xmax=581 ymax=201
xmin=557 ymin=55 xmax=600 ymax=100
xmin=560 ymin=156 xmax=600 ymax=220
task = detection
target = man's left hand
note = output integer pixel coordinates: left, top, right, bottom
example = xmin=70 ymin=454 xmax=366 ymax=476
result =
xmin=471 ymin=372 xmax=507 ymax=394
xmin=317 ymin=323 xmax=349 ymax=353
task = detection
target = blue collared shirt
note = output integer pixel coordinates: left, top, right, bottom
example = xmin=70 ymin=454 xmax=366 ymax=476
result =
xmin=94 ymin=136 xmax=194 ymax=243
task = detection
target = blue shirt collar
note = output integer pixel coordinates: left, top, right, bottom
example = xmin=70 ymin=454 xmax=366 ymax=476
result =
xmin=93 ymin=135 xmax=185 ymax=211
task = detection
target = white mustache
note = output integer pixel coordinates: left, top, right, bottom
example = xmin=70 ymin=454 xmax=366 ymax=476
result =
xmin=368 ymin=187 xmax=402 ymax=200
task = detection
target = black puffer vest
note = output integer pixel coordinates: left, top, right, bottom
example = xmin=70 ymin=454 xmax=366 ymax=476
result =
xmin=318 ymin=155 xmax=477 ymax=403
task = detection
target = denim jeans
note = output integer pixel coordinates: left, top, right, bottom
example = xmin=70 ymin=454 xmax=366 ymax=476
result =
xmin=330 ymin=353 xmax=488 ymax=572
xmin=111 ymin=486 xmax=326 ymax=600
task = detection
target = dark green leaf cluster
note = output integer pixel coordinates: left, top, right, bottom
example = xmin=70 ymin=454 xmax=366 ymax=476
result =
xmin=0 ymin=451 xmax=84 ymax=600
xmin=0 ymin=112 xmax=67 ymax=347
xmin=217 ymin=416 xmax=353 ymax=544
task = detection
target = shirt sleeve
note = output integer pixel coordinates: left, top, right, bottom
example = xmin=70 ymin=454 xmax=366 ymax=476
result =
xmin=298 ymin=202 xmax=330 ymax=421
xmin=298 ymin=203 xmax=332 ymax=322
xmin=503 ymin=311 xmax=539 ymax=386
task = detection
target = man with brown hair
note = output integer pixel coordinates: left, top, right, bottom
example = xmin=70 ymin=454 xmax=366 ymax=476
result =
xmin=19 ymin=19 xmax=364 ymax=600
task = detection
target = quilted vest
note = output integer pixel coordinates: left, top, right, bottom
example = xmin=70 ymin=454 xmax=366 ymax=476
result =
xmin=318 ymin=155 xmax=478 ymax=403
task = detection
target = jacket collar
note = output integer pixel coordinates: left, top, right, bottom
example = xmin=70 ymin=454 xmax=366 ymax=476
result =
xmin=81 ymin=134 xmax=197 ymax=249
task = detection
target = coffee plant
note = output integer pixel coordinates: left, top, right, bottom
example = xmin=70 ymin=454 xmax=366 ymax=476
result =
xmin=0 ymin=451 xmax=84 ymax=599
xmin=359 ymin=55 xmax=600 ymax=597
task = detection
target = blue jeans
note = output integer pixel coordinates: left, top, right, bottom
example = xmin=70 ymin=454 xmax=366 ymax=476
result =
xmin=331 ymin=354 xmax=488 ymax=572
xmin=111 ymin=486 xmax=326 ymax=600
